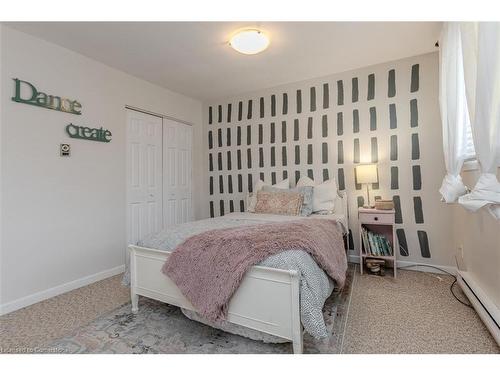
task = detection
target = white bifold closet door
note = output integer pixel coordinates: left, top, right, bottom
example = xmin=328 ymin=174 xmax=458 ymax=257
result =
xmin=126 ymin=110 xmax=163 ymax=246
xmin=163 ymin=118 xmax=193 ymax=227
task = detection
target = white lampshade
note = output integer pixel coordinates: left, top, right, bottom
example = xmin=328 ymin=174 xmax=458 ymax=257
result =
xmin=355 ymin=164 xmax=378 ymax=184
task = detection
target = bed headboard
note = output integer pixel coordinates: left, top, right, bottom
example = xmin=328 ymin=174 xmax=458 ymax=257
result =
xmin=338 ymin=191 xmax=349 ymax=220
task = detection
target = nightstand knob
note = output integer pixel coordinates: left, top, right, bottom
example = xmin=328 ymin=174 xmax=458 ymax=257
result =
xmin=374 ymin=216 xmax=379 ymax=221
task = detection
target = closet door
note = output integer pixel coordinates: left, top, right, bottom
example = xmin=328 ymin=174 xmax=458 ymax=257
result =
xmin=126 ymin=110 xmax=163 ymax=245
xmin=163 ymin=118 xmax=193 ymax=227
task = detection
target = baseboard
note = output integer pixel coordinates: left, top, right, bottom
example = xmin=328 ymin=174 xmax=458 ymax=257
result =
xmin=457 ymin=271 xmax=500 ymax=346
xmin=0 ymin=264 xmax=125 ymax=315
xmin=348 ymin=254 xmax=457 ymax=275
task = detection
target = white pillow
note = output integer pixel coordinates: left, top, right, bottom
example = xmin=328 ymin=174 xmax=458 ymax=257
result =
xmin=296 ymin=176 xmax=315 ymax=188
xmin=271 ymin=178 xmax=290 ymax=190
xmin=297 ymin=177 xmax=338 ymax=212
xmin=247 ymin=178 xmax=290 ymax=212
xmin=254 ymin=180 xmax=266 ymax=192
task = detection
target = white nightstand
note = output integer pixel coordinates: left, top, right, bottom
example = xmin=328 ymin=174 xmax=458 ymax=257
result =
xmin=358 ymin=207 xmax=397 ymax=278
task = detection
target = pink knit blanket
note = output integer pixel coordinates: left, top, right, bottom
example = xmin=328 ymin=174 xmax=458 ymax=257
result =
xmin=162 ymin=218 xmax=347 ymax=322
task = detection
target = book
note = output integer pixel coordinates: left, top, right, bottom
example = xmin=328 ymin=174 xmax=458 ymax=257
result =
xmin=366 ymin=231 xmax=373 ymax=255
xmin=377 ymin=234 xmax=384 ymax=256
xmin=362 ymin=227 xmax=393 ymax=257
xmin=385 ymin=237 xmax=393 ymax=256
xmin=379 ymin=235 xmax=389 ymax=256
xmin=361 ymin=228 xmax=369 ymax=254
xmin=369 ymin=232 xmax=377 ymax=255
xmin=375 ymin=235 xmax=384 ymax=255
xmin=368 ymin=232 xmax=378 ymax=255
xmin=362 ymin=227 xmax=371 ymax=255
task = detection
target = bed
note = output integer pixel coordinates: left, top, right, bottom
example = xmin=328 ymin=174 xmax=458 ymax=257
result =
xmin=128 ymin=191 xmax=349 ymax=354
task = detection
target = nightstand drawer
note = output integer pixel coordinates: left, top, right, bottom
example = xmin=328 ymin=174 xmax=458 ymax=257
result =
xmin=359 ymin=212 xmax=394 ymax=224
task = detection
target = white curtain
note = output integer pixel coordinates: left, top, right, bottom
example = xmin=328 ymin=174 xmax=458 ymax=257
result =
xmin=458 ymin=22 xmax=500 ymax=219
xmin=438 ymin=23 xmax=469 ymax=203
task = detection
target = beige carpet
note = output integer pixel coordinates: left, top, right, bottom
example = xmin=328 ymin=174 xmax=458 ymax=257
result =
xmin=1 ymin=266 xmax=498 ymax=354
xmin=0 ymin=274 xmax=130 ymax=353
xmin=342 ymin=266 xmax=499 ymax=353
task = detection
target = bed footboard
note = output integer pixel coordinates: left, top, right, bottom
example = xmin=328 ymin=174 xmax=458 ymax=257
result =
xmin=129 ymin=245 xmax=303 ymax=353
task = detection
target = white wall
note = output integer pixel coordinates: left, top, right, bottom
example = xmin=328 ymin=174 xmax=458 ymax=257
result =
xmin=453 ymin=168 xmax=500 ymax=310
xmin=0 ymin=25 xmax=205 ymax=313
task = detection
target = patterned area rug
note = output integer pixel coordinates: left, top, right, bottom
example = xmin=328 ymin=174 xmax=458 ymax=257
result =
xmin=49 ymin=265 xmax=354 ymax=354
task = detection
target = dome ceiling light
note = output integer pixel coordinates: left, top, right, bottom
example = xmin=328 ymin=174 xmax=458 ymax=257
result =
xmin=229 ymin=29 xmax=270 ymax=55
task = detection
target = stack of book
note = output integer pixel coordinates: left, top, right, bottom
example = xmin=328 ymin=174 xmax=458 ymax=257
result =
xmin=361 ymin=227 xmax=393 ymax=256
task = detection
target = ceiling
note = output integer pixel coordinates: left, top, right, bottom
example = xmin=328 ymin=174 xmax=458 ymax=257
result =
xmin=6 ymin=22 xmax=442 ymax=101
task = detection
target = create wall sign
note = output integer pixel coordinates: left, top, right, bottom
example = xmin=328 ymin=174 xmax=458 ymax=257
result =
xmin=66 ymin=123 xmax=112 ymax=143
xmin=11 ymin=78 xmax=82 ymax=115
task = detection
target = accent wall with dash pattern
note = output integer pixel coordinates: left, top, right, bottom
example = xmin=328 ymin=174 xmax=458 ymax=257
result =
xmin=203 ymin=52 xmax=455 ymax=267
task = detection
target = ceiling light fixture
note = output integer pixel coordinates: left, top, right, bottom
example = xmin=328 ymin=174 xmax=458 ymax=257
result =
xmin=229 ymin=29 xmax=270 ymax=55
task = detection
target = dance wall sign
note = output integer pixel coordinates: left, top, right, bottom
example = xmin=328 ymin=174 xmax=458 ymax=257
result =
xmin=11 ymin=78 xmax=82 ymax=115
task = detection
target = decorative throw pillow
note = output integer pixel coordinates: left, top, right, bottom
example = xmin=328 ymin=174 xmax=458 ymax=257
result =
xmin=262 ymin=185 xmax=314 ymax=216
xmin=296 ymin=176 xmax=338 ymax=213
xmin=247 ymin=178 xmax=290 ymax=212
xmin=254 ymin=191 xmax=303 ymax=216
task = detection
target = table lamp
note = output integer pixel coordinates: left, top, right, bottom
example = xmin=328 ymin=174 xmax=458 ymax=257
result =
xmin=355 ymin=164 xmax=378 ymax=208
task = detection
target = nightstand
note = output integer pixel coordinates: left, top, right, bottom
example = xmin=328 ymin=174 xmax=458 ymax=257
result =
xmin=358 ymin=207 xmax=397 ymax=278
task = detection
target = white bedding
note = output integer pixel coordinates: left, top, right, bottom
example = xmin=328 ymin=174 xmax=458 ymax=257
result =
xmin=124 ymin=211 xmax=348 ymax=340
xmin=225 ymin=211 xmax=348 ymax=234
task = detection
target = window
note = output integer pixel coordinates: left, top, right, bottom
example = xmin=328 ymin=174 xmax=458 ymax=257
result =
xmin=463 ymin=119 xmax=476 ymax=161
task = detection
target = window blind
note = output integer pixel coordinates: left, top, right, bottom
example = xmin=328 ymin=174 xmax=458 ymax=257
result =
xmin=464 ymin=120 xmax=476 ymax=160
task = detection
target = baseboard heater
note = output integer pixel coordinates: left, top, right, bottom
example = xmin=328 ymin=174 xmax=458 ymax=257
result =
xmin=457 ymin=271 xmax=500 ymax=346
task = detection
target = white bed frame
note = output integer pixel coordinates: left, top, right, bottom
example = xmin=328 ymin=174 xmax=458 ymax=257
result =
xmin=129 ymin=191 xmax=349 ymax=354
